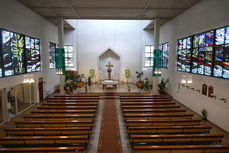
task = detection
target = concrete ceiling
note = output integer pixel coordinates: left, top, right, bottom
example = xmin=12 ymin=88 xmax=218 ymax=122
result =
xmin=17 ymin=0 xmax=201 ymax=29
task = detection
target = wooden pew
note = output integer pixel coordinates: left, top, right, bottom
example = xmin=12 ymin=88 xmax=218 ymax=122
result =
xmin=15 ymin=120 xmax=93 ymax=128
xmin=42 ymin=102 xmax=98 ymax=106
xmin=122 ymin=105 xmax=180 ymax=109
xmin=37 ymin=106 xmax=97 ymax=110
xmin=0 ymin=147 xmax=86 ymax=153
xmin=121 ymin=99 xmax=171 ymax=102
xmin=47 ymin=99 xmax=99 ymax=103
xmin=130 ymin=134 xmax=224 ymax=145
xmin=132 ymin=145 xmax=229 ymax=153
xmin=47 ymin=97 xmax=99 ymax=100
xmin=126 ymin=119 xmax=201 ymax=127
xmin=121 ymin=102 xmax=176 ymax=106
xmin=124 ymin=113 xmax=193 ymax=120
xmin=123 ymin=109 xmax=186 ymax=114
xmin=5 ymin=127 xmax=92 ymax=136
xmin=127 ymin=125 xmax=211 ymax=134
xmin=31 ymin=110 xmax=96 ymax=115
xmin=0 ymin=135 xmax=88 ymax=146
xmin=54 ymin=95 xmax=99 ymax=98
xmin=24 ymin=114 xmax=95 ymax=121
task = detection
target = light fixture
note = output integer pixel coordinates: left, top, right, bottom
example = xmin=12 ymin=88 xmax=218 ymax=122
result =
xmin=23 ymin=75 xmax=35 ymax=84
xmin=181 ymin=74 xmax=192 ymax=84
xmin=56 ymin=68 xmax=63 ymax=75
xmin=154 ymin=68 xmax=161 ymax=74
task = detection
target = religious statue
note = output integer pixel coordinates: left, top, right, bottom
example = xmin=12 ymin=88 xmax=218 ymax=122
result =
xmin=106 ymin=62 xmax=113 ymax=80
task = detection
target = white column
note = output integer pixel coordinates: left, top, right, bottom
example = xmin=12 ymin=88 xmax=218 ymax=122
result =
xmin=58 ymin=18 xmax=65 ymax=95
xmin=153 ymin=18 xmax=160 ymax=95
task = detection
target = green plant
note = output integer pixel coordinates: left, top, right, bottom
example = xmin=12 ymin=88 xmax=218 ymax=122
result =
xmin=158 ymin=78 xmax=169 ymax=93
xmin=201 ymin=108 xmax=207 ymax=120
xmin=143 ymin=78 xmax=152 ymax=90
xmin=64 ymin=80 xmax=76 ymax=94
xmin=8 ymin=107 xmax=15 ymax=115
xmin=136 ymin=71 xmax=144 ymax=81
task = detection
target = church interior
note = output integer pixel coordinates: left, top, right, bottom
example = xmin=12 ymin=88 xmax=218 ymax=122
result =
xmin=0 ymin=0 xmax=229 ymax=152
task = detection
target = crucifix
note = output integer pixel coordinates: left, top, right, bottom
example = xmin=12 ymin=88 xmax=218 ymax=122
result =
xmin=106 ymin=62 xmax=113 ymax=80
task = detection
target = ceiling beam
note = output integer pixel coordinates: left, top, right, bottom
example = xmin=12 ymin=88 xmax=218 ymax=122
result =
xmin=30 ymin=6 xmax=187 ymax=10
xmin=138 ymin=0 xmax=153 ymax=16
xmin=63 ymin=0 xmax=80 ymax=18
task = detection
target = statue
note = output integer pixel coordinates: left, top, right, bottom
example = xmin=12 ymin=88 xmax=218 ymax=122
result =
xmin=106 ymin=62 xmax=113 ymax=80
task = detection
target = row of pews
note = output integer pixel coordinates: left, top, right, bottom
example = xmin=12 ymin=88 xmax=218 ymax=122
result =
xmin=0 ymin=95 xmax=99 ymax=153
xmin=120 ymin=95 xmax=229 ymax=153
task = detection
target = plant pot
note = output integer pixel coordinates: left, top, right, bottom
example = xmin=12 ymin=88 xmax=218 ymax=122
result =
xmin=76 ymin=82 xmax=84 ymax=88
xmin=136 ymin=81 xmax=143 ymax=89
xmin=144 ymin=90 xmax=150 ymax=94
xmin=68 ymin=91 xmax=74 ymax=96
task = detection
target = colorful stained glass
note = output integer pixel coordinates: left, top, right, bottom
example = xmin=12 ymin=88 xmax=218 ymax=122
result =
xmin=49 ymin=42 xmax=57 ymax=69
xmin=223 ymin=44 xmax=229 ymax=78
xmin=2 ymin=30 xmax=25 ymax=76
xmin=226 ymin=27 xmax=229 ymax=44
xmin=193 ymin=35 xmax=199 ymax=48
xmin=192 ymin=48 xmax=198 ymax=73
xmin=187 ymin=37 xmax=192 ymax=49
xmin=206 ymin=31 xmax=214 ymax=47
xmin=199 ymin=33 xmax=206 ymax=48
xmin=26 ymin=37 xmax=41 ymax=72
xmin=216 ymin=28 xmax=225 ymax=45
xmin=161 ymin=43 xmax=169 ymax=68
xmin=214 ymin=45 xmax=224 ymax=77
xmin=177 ymin=38 xmax=191 ymax=72
xmin=64 ymin=45 xmax=74 ymax=70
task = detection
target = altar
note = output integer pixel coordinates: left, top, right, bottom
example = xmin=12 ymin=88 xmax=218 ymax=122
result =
xmin=102 ymin=80 xmax=118 ymax=89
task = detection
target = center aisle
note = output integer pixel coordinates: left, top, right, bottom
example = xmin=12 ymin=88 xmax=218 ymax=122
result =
xmin=98 ymin=97 xmax=123 ymax=153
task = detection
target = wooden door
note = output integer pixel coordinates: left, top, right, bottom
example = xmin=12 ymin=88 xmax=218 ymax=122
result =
xmin=38 ymin=78 xmax=43 ymax=102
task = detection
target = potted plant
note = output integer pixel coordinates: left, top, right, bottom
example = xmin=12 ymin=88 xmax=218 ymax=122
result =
xmin=76 ymin=74 xmax=84 ymax=88
xmin=201 ymin=108 xmax=207 ymax=120
xmin=158 ymin=78 xmax=169 ymax=94
xmin=64 ymin=72 xmax=76 ymax=95
xmin=143 ymin=78 xmax=152 ymax=94
xmin=136 ymin=71 xmax=144 ymax=89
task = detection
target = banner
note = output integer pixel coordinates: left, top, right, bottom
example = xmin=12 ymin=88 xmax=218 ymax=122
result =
xmin=125 ymin=69 xmax=131 ymax=78
xmin=153 ymin=49 xmax=162 ymax=77
xmin=55 ymin=48 xmax=66 ymax=75
xmin=90 ymin=69 xmax=95 ymax=78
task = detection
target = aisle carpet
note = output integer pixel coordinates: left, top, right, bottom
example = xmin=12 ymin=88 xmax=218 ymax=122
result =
xmin=97 ymin=98 xmax=122 ymax=153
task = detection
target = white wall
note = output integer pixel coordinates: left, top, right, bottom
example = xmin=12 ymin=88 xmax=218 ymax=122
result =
xmin=65 ymin=20 xmax=154 ymax=83
xmin=160 ymin=0 xmax=229 ymax=132
xmin=0 ymin=0 xmax=59 ymax=96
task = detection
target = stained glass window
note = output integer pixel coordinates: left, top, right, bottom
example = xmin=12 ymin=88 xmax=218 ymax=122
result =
xmin=25 ymin=36 xmax=41 ymax=72
xmin=177 ymin=37 xmax=192 ymax=72
xmin=144 ymin=45 xmax=154 ymax=67
xmin=49 ymin=42 xmax=57 ymax=69
xmin=2 ymin=30 xmax=25 ymax=76
xmin=64 ymin=45 xmax=74 ymax=70
xmin=160 ymin=42 xmax=169 ymax=69
xmin=191 ymin=31 xmax=214 ymax=76
xmin=214 ymin=27 xmax=229 ymax=79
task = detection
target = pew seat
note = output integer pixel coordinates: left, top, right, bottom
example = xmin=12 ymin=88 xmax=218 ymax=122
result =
xmin=5 ymin=127 xmax=92 ymax=136
xmin=132 ymin=145 xmax=229 ymax=153
xmin=130 ymin=134 xmax=224 ymax=145
xmin=124 ymin=113 xmax=193 ymax=120
xmin=126 ymin=119 xmax=201 ymax=127
xmin=15 ymin=120 xmax=93 ymax=128
xmin=31 ymin=110 xmax=96 ymax=115
xmin=123 ymin=109 xmax=186 ymax=114
xmin=37 ymin=106 xmax=97 ymax=109
xmin=121 ymin=102 xmax=176 ymax=105
xmin=0 ymin=135 xmax=88 ymax=146
xmin=24 ymin=114 xmax=95 ymax=121
xmin=127 ymin=125 xmax=211 ymax=134
xmin=0 ymin=147 xmax=86 ymax=153
xmin=42 ymin=102 xmax=98 ymax=106
xmin=122 ymin=105 xmax=180 ymax=109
